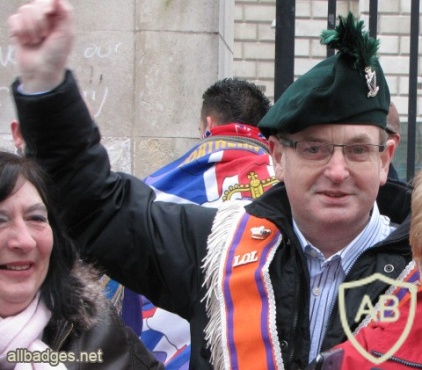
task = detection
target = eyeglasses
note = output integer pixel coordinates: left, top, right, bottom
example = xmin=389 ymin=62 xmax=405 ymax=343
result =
xmin=279 ymin=137 xmax=386 ymax=163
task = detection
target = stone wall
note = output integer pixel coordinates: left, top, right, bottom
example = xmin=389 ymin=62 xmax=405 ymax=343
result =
xmin=0 ymin=1 xmax=421 ymax=180
xmin=0 ymin=0 xmax=234 ymax=178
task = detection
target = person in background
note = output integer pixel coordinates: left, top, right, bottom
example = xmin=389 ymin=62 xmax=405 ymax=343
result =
xmin=386 ymin=102 xmax=401 ymax=180
xmin=140 ymin=78 xmax=276 ymax=368
xmin=0 ymin=151 xmax=163 ymax=370
xmin=145 ymin=78 xmax=275 ymax=207
xmin=9 ymin=3 xmax=413 ymax=369
xmin=199 ymin=78 xmax=271 ymax=135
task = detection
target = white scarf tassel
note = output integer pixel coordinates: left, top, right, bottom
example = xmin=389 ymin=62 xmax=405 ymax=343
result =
xmin=202 ymin=201 xmax=248 ymax=370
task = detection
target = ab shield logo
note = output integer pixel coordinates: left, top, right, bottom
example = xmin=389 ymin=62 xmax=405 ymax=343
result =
xmin=338 ymin=273 xmax=417 ymax=365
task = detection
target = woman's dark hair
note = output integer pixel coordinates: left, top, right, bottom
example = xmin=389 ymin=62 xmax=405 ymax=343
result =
xmin=0 ymin=151 xmax=99 ymax=326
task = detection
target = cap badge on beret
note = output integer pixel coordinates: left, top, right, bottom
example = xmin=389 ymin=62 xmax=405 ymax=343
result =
xmin=321 ymin=13 xmax=381 ymax=99
xmin=365 ymin=67 xmax=379 ymax=98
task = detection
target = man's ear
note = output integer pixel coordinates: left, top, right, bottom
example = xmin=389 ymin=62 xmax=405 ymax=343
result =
xmin=389 ymin=132 xmax=400 ymax=148
xmin=10 ymin=120 xmax=24 ymax=151
xmin=380 ymin=139 xmax=395 ymax=185
xmin=269 ymin=136 xmax=284 ymax=182
xmin=205 ymin=116 xmax=217 ymax=131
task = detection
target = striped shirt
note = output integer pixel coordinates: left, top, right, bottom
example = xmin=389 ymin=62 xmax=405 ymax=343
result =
xmin=292 ymin=202 xmax=397 ymax=362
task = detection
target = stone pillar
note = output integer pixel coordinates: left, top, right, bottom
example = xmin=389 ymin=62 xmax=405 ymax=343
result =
xmin=133 ymin=0 xmax=234 ymax=177
xmin=0 ymin=0 xmax=234 ymax=177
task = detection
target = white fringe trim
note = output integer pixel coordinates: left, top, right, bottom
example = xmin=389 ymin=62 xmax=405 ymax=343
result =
xmin=202 ymin=201 xmax=246 ymax=370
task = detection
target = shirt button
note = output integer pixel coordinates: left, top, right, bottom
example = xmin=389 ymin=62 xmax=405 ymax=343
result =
xmin=384 ymin=264 xmax=394 ymax=273
xmin=280 ymin=340 xmax=289 ymax=349
xmin=312 ymin=287 xmax=321 ymax=296
xmin=310 ymin=250 xmax=318 ymax=258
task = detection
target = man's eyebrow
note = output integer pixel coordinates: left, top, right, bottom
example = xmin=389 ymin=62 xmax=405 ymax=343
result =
xmin=300 ymin=133 xmax=374 ymax=143
xmin=297 ymin=136 xmax=325 ymax=142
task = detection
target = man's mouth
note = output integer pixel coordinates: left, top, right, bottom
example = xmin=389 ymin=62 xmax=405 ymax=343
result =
xmin=323 ymin=191 xmax=346 ymax=198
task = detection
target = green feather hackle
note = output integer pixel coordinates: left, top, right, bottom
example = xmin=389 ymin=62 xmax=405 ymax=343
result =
xmin=320 ymin=12 xmax=379 ymax=70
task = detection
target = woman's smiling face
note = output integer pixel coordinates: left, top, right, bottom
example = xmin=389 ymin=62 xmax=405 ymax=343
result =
xmin=0 ymin=180 xmax=53 ymax=317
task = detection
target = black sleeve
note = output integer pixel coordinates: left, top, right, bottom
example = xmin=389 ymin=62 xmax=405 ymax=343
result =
xmin=12 ymin=71 xmax=216 ymax=318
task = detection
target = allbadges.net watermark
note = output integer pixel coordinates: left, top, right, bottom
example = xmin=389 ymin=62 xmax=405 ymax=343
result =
xmin=7 ymin=348 xmax=103 ymax=366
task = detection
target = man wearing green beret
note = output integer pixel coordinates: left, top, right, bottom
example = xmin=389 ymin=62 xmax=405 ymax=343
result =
xmin=9 ymin=2 xmax=412 ymax=369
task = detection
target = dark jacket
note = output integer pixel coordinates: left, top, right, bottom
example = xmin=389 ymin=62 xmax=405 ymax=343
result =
xmin=43 ymin=308 xmax=163 ymax=370
xmin=41 ymin=263 xmax=163 ymax=370
xmin=13 ymin=71 xmax=413 ymax=370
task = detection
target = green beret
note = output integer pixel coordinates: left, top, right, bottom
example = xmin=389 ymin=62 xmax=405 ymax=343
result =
xmin=259 ymin=12 xmax=390 ymax=136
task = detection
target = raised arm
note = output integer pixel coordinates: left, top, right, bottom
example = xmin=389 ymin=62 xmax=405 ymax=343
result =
xmin=8 ymin=0 xmax=73 ymax=93
xmin=8 ymin=0 xmax=215 ymax=320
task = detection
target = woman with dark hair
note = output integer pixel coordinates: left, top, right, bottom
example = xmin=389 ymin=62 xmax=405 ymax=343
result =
xmin=0 ymin=152 xmax=163 ymax=369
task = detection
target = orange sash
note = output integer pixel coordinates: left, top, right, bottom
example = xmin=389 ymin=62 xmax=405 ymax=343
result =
xmin=203 ymin=202 xmax=284 ymax=369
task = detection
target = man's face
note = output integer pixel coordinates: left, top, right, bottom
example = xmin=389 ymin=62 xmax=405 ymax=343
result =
xmin=269 ymin=124 xmax=393 ymax=236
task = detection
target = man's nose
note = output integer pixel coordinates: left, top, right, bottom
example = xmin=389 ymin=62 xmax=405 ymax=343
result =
xmin=323 ymin=147 xmax=350 ymax=183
